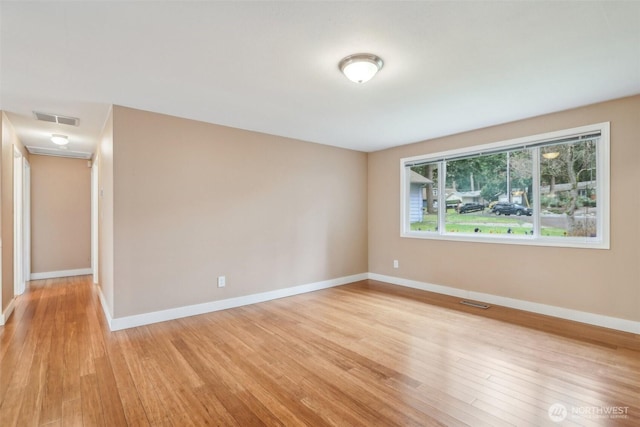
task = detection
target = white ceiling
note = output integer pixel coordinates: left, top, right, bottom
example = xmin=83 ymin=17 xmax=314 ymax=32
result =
xmin=1 ymin=1 xmax=639 ymax=154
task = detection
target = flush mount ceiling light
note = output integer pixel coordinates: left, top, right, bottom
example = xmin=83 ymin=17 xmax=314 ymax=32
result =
xmin=339 ymin=53 xmax=383 ymax=83
xmin=542 ymin=151 xmax=560 ymax=159
xmin=51 ymin=134 xmax=69 ymax=145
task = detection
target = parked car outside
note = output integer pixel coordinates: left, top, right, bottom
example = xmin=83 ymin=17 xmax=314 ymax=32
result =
xmin=490 ymin=202 xmax=532 ymax=216
xmin=457 ymin=202 xmax=485 ymax=214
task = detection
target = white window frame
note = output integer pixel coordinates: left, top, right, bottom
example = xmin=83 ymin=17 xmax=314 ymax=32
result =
xmin=400 ymin=122 xmax=610 ymax=249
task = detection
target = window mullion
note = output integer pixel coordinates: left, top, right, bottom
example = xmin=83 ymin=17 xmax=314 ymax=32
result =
xmin=438 ymin=161 xmax=446 ymax=235
xmin=532 ymin=147 xmax=541 ymax=237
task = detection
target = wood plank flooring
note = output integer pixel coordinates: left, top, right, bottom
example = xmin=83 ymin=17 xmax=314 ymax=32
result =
xmin=0 ymin=275 xmax=639 ymax=426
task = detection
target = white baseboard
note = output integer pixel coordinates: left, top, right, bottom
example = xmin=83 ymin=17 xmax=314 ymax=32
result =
xmin=97 ymin=271 xmax=639 ymax=334
xmin=30 ymin=268 xmax=93 ymax=280
xmin=368 ymin=273 xmax=640 ymax=335
xmin=107 ymin=273 xmax=369 ymax=331
xmin=0 ymin=298 xmax=16 ymax=326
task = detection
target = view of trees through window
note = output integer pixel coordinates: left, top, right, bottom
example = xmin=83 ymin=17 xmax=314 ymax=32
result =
xmin=407 ymin=135 xmax=600 ymax=241
xmin=540 ymin=140 xmax=597 ymax=237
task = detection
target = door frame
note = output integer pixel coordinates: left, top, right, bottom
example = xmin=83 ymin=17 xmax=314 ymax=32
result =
xmin=91 ymin=160 xmax=99 ymax=284
xmin=13 ymin=147 xmax=25 ymax=296
xmin=23 ymin=157 xmax=31 ymax=284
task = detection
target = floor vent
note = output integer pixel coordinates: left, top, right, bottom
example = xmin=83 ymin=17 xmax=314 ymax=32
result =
xmin=33 ymin=111 xmax=79 ymax=127
xmin=460 ymin=300 xmax=491 ymax=309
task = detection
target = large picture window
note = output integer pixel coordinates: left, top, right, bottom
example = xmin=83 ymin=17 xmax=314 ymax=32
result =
xmin=401 ymin=123 xmax=609 ymax=249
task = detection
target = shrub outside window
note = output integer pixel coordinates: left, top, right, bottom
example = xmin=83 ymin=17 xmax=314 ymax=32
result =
xmin=401 ymin=123 xmax=609 ymax=249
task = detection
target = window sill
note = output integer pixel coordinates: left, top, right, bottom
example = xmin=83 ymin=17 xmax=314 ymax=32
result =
xmin=401 ymin=230 xmax=609 ymax=250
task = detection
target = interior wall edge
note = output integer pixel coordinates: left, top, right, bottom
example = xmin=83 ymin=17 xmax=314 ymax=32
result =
xmin=96 ymin=284 xmax=113 ymax=329
xmin=0 ymin=297 xmax=16 ymax=326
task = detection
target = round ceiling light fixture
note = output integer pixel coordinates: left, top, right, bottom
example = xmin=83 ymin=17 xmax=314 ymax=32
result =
xmin=51 ymin=134 xmax=69 ymax=145
xmin=339 ymin=53 xmax=383 ymax=84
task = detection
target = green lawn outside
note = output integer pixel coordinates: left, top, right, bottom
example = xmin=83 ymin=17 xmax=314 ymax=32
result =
xmin=411 ymin=212 xmax=567 ymax=236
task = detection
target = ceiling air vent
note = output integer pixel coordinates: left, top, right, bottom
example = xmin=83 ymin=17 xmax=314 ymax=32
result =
xmin=33 ymin=111 xmax=79 ymax=127
xmin=25 ymin=146 xmax=92 ymax=160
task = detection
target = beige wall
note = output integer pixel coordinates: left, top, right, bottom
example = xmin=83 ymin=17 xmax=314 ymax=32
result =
xmin=98 ymin=108 xmax=114 ymax=316
xmin=368 ymin=95 xmax=640 ymax=322
xmin=108 ymin=106 xmax=368 ymax=318
xmin=1 ymin=111 xmax=28 ymax=313
xmin=30 ymin=155 xmax=91 ymax=274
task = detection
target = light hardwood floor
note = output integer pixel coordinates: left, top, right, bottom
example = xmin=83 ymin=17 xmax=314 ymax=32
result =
xmin=0 ymin=276 xmax=638 ymax=426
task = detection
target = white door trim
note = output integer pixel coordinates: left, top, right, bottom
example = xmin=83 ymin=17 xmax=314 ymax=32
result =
xmin=13 ymin=147 xmax=25 ymax=296
xmin=23 ymin=158 xmax=31 ymax=282
xmin=91 ymin=161 xmax=99 ymax=284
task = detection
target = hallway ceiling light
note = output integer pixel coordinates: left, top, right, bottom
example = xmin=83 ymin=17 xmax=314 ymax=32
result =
xmin=51 ymin=134 xmax=69 ymax=145
xmin=339 ymin=53 xmax=383 ymax=83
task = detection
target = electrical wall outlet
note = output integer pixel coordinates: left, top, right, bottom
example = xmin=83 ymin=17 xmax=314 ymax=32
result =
xmin=217 ymin=276 xmax=226 ymax=288
xmin=393 ymin=260 xmax=399 ymax=269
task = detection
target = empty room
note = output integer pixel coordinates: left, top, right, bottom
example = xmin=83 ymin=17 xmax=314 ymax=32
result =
xmin=1 ymin=1 xmax=639 ymax=426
